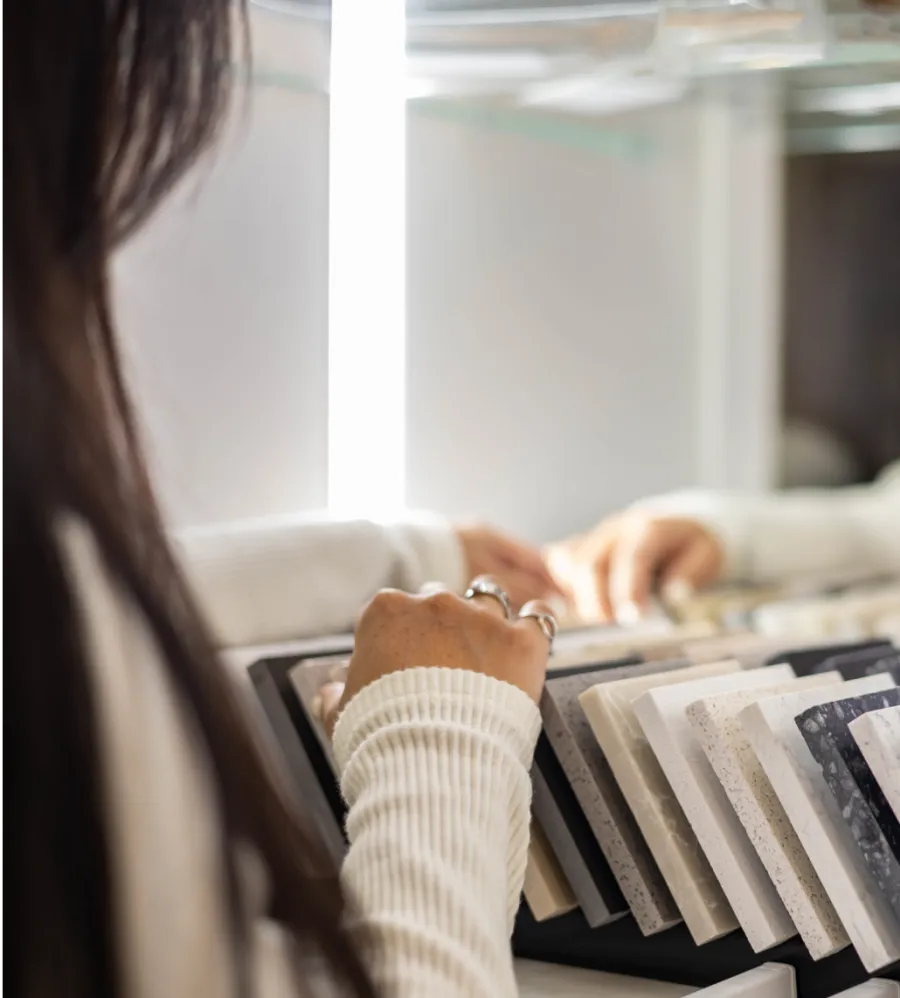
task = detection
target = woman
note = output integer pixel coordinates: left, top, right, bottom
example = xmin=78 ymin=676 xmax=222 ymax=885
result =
xmin=5 ymin=5 xmax=554 ymax=998
xmin=548 ymin=461 xmax=900 ymax=623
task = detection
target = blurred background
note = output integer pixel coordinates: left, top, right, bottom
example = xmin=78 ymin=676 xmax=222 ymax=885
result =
xmin=112 ymin=0 xmax=900 ymax=544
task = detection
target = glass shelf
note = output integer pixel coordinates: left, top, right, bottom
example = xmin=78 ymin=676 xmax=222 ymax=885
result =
xmin=248 ymin=0 xmax=900 ymax=140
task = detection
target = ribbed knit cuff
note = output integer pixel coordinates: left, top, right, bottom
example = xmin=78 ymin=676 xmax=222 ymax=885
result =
xmin=332 ymin=668 xmax=542 ymax=778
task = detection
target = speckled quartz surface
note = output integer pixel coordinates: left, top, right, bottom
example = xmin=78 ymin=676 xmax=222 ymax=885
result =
xmin=738 ymin=674 xmax=900 ymax=972
xmin=686 ymin=962 xmax=796 ymax=997
xmin=542 ymin=661 xmax=689 ymax=935
xmin=796 ymin=688 xmax=900 ymax=923
xmin=631 ymin=665 xmax=800 ymax=953
xmin=850 ymin=706 xmax=900 ymax=827
xmin=579 ymin=660 xmax=743 ymax=945
xmin=685 ymin=673 xmax=849 ymax=960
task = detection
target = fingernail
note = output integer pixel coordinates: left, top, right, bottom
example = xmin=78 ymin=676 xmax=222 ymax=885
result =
xmin=311 ymin=694 xmax=323 ymax=721
xmin=662 ymin=578 xmax=695 ymax=604
xmin=615 ymin=601 xmax=644 ymax=627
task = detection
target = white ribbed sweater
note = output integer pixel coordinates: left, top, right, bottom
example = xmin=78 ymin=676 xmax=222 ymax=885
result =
xmin=64 ymin=520 xmax=541 ymax=998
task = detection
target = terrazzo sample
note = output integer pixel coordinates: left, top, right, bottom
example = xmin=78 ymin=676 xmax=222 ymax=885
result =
xmin=523 ymin=821 xmax=577 ymax=921
xmin=685 ymin=672 xmax=849 ymax=959
xmin=796 ymin=688 xmax=900 ymax=922
xmin=532 ymin=736 xmax=626 ymax=926
xmin=541 ymin=660 xmax=692 ymax=935
xmin=579 ymin=660 xmax=743 ymax=944
xmin=850 ymin=706 xmax=900 ymax=822
xmin=631 ymin=665 xmax=799 ymax=952
xmin=739 ymin=674 xmax=900 ymax=971
xmin=688 ymin=962 xmax=796 ymax=997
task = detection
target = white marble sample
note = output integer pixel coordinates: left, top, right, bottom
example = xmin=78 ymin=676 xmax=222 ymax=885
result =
xmin=685 ymin=672 xmax=849 ymax=959
xmin=830 ymin=982 xmax=900 ymax=998
xmin=739 ymin=674 xmax=900 ymax=972
xmin=632 ymin=665 xmax=800 ymax=953
xmin=850 ymin=706 xmax=900 ymax=824
xmin=687 ymin=963 xmax=796 ymax=998
xmin=579 ymin=660 xmax=743 ymax=944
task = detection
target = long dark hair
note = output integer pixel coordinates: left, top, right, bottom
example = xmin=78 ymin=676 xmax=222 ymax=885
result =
xmin=4 ymin=4 xmax=375 ymax=996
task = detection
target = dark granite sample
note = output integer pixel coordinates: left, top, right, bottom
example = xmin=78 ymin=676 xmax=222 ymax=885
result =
xmin=540 ymin=659 xmax=691 ymax=934
xmin=817 ymin=648 xmax=900 ymax=681
xmin=796 ymin=687 xmax=900 ymax=922
xmin=766 ymin=640 xmax=895 ymax=677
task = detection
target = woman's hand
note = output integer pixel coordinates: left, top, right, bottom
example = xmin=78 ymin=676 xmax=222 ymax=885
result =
xmin=546 ymin=514 xmax=723 ymax=625
xmin=319 ymin=584 xmax=554 ymax=736
xmin=454 ymin=524 xmax=562 ymax=610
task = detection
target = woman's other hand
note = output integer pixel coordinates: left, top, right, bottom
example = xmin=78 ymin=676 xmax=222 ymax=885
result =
xmin=546 ymin=514 xmax=723 ymax=625
xmin=319 ymin=585 xmax=554 ymax=736
xmin=454 ymin=524 xmax=562 ymax=610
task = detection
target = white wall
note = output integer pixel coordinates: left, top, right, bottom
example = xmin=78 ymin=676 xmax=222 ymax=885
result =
xmin=115 ymin=7 xmax=781 ymax=542
xmin=406 ymin=99 xmax=704 ymax=542
xmin=114 ymin=12 xmax=331 ymax=528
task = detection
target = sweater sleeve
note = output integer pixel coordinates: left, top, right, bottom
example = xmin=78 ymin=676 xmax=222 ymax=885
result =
xmin=333 ymin=668 xmax=542 ymax=998
xmin=634 ymin=461 xmax=900 ymax=585
xmin=173 ymin=513 xmax=467 ymax=648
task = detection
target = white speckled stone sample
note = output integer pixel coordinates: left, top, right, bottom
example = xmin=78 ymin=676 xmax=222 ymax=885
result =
xmin=830 ymin=981 xmax=900 ymax=998
xmin=632 ymin=665 xmax=799 ymax=953
xmin=850 ymin=706 xmax=900 ymax=825
xmin=739 ymin=674 xmax=900 ymax=972
xmin=542 ymin=660 xmax=690 ymax=935
xmin=685 ymin=672 xmax=849 ymax=959
xmin=688 ymin=962 xmax=796 ymax=997
xmin=579 ymin=660 xmax=742 ymax=945
xmin=796 ymin=688 xmax=900 ymax=923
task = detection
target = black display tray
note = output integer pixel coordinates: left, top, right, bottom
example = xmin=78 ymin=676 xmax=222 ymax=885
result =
xmin=248 ymin=646 xmax=900 ymax=998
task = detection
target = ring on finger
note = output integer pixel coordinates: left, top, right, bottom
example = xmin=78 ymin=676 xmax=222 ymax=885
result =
xmin=518 ymin=601 xmax=558 ymax=651
xmin=464 ymin=576 xmax=512 ymax=620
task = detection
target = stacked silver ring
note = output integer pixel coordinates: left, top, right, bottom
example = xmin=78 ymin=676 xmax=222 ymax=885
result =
xmin=464 ymin=577 xmax=558 ymax=652
xmin=464 ymin=576 xmax=513 ymax=619
xmin=518 ymin=604 xmax=559 ymax=649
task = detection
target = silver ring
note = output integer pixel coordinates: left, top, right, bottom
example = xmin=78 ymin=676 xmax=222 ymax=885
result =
xmin=518 ymin=604 xmax=559 ymax=651
xmin=464 ymin=576 xmax=512 ymax=619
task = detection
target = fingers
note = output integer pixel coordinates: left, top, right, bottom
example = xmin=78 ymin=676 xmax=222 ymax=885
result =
xmin=499 ymin=538 xmax=565 ymax=598
xmin=493 ymin=566 xmax=557 ymax=612
xmin=658 ymin=536 xmax=721 ymax=602
xmin=315 ymin=681 xmax=346 ymax=739
xmin=591 ymin=546 xmax=616 ymax=623
xmin=609 ymin=520 xmax=677 ymax=624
